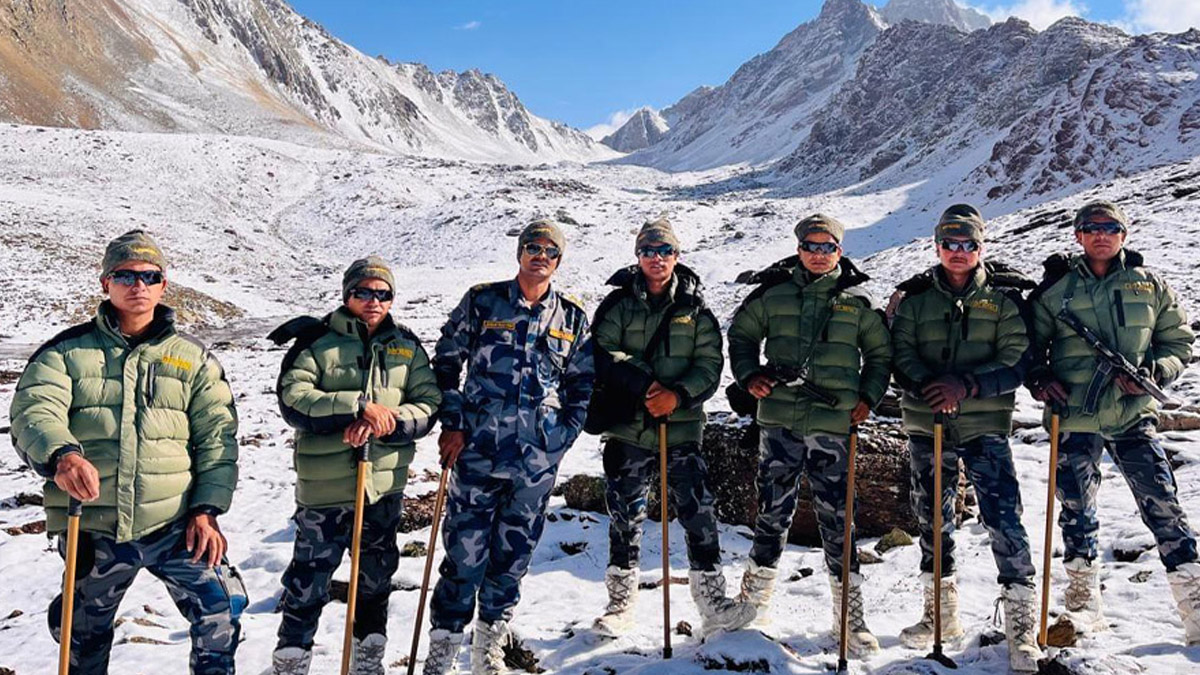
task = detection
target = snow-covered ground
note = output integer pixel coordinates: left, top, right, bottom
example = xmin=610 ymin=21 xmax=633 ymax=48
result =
xmin=1 ymin=123 xmax=1199 ymax=673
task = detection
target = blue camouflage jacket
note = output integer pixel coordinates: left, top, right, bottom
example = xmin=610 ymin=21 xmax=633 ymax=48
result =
xmin=434 ymin=279 xmax=595 ymax=462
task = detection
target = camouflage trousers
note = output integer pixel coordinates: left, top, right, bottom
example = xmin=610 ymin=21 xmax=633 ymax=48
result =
xmin=48 ymin=519 xmax=247 ymax=675
xmin=909 ymin=433 xmax=1035 ymax=586
xmin=1057 ymin=420 xmax=1198 ymax=572
xmin=750 ymin=427 xmax=860 ymax=578
xmin=603 ymin=439 xmax=721 ymax=572
xmin=429 ymin=446 xmax=561 ymax=633
xmin=276 ymin=492 xmax=404 ymax=649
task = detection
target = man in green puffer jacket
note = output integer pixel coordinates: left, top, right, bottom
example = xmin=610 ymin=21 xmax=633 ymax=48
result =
xmin=588 ymin=218 xmax=754 ymax=638
xmin=10 ymin=230 xmax=245 ymax=675
xmin=889 ymin=205 xmax=1040 ymax=672
xmin=269 ymin=256 xmax=441 ymax=675
xmin=1028 ymin=200 xmax=1200 ymax=645
xmin=727 ymin=214 xmax=891 ymax=656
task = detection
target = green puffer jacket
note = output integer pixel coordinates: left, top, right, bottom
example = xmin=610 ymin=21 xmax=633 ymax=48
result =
xmin=10 ymin=303 xmax=238 ymax=542
xmin=1029 ymin=249 xmax=1194 ymax=436
xmin=890 ymin=262 xmax=1036 ymax=443
xmin=591 ymin=264 xmax=722 ymax=449
xmin=728 ymin=257 xmax=892 ymax=438
xmin=276 ymin=307 xmax=441 ymax=508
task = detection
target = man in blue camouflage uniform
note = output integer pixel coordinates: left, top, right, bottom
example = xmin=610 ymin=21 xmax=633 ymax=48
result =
xmin=422 ymin=220 xmax=595 ymax=675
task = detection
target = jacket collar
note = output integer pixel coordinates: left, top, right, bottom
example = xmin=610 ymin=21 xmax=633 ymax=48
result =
xmin=605 ymin=263 xmax=704 ymax=308
xmin=326 ymin=306 xmax=398 ymax=343
xmin=96 ymin=301 xmax=176 ymax=346
xmin=1071 ymin=248 xmax=1143 ymax=279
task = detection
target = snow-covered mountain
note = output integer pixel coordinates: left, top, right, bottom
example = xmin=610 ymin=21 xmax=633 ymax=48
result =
xmin=880 ymin=0 xmax=991 ymax=32
xmin=600 ymin=107 xmax=670 ymax=152
xmin=0 ymin=0 xmax=613 ymax=162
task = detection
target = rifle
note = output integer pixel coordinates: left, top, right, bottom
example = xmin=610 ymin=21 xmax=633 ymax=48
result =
xmin=764 ymin=364 xmax=839 ymax=407
xmin=1056 ymin=308 xmax=1174 ymax=411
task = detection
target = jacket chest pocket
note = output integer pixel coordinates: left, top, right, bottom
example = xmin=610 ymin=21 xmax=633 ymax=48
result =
xmin=665 ymin=315 xmax=698 ymax=356
xmin=477 ymin=323 xmax=520 ymax=375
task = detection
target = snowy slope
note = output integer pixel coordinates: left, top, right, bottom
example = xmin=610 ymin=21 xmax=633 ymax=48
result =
xmin=1 ymin=124 xmax=1199 ymax=674
xmin=0 ymin=0 xmax=613 ymax=163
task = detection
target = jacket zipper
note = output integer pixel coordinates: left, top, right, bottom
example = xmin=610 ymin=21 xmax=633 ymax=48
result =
xmin=145 ymin=361 xmax=157 ymax=407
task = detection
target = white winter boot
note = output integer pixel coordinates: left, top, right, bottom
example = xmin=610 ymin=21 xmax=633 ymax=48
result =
xmin=900 ymin=572 xmax=965 ymax=649
xmin=737 ymin=560 xmax=778 ymax=620
xmin=350 ymin=633 xmax=387 ymax=675
xmin=593 ymin=566 xmax=639 ymax=637
xmin=470 ymin=619 xmax=508 ymax=675
xmin=1063 ymin=558 xmax=1107 ymax=632
xmin=690 ymin=569 xmax=757 ymax=635
xmin=830 ymin=573 xmax=880 ymax=656
xmin=1167 ymin=561 xmax=1200 ymax=645
xmin=422 ymin=630 xmax=463 ymax=675
xmin=999 ymin=584 xmax=1041 ymax=673
xmin=271 ymin=647 xmax=312 ymax=675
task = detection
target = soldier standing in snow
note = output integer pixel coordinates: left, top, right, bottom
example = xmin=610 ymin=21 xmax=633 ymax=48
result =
xmin=10 ymin=230 xmax=245 ymax=675
xmin=421 ymin=220 xmax=594 ymax=675
xmin=1028 ymin=200 xmax=1200 ymax=645
xmin=588 ymin=218 xmax=755 ymax=638
xmin=268 ymin=256 xmax=442 ymax=675
xmin=727 ymin=214 xmax=891 ymax=656
xmin=888 ymin=205 xmax=1041 ymax=672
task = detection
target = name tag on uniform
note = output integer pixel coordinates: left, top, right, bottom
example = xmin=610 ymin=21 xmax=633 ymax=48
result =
xmin=832 ymin=304 xmax=859 ymax=314
xmin=671 ymin=315 xmax=694 ymax=325
xmin=160 ymin=355 xmax=193 ymax=371
xmin=970 ymin=299 xmax=999 ymax=314
xmin=1123 ymin=281 xmax=1154 ymax=294
xmin=387 ymin=346 xmax=414 ymax=358
xmin=483 ymin=320 xmax=516 ymax=331
xmin=549 ymin=328 xmax=575 ymax=342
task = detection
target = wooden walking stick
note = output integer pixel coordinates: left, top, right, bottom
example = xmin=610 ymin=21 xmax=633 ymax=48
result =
xmin=926 ymin=412 xmax=957 ymax=668
xmin=658 ymin=421 xmax=672 ymax=659
xmin=407 ymin=464 xmax=452 ymax=675
xmin=58 ymin=498 xmax=82 ymax=675
xmin=836 ymin=427 xmax=860 ymax=674
xmin=342 ymin=445 xmax=371 ymax=675
xmin=1039 ymin=410 xmax=1061 ymax=647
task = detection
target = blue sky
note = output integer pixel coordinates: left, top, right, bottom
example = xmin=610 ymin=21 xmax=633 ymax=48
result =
xmin=287 ymin=1 xmax=1189 ymax=137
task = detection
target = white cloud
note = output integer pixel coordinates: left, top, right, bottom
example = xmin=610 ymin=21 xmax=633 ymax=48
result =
xmin=976 ymin=0 xmax=1087 ymax=30
xmin=455 ymin=20 xmax=482 ymax=31
xmin=584 ymin=108 xmax=640 ymax=141
xmin=1123 ymin=0 xmax=1200 ymax=33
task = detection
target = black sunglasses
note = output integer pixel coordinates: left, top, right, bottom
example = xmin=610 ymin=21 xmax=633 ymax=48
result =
xmin=108 ymin=270 xmax=164 ymax=286
xmin=637 ymin=244 xmax=677 ymax=259
xmin=349 ymin=287 xmax=394 ymax=303
xmin=1076 ymin=221 xmax=1124 ymax=235
xmin=522 ymin=243 xmax=561 ymax=260
xmin=800 ymin=241 xmax=840 ymax=255
xmin=939 ymin=239 xmax=980 ymax=253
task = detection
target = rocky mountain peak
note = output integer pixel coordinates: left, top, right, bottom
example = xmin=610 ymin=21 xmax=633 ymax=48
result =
xmin=881 ymin=0 xmax=992 ymax=32
xmin=600 ymin=108 xmax=669 ymax=153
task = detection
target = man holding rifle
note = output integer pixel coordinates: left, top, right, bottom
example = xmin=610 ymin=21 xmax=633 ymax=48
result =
xmin=1028 ymin=200 xmax=1200 ymax=644
xmin=727 ymin=214 xmax=891 ymax=655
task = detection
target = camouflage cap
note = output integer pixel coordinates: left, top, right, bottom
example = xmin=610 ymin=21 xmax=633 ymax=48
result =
xmin=635 ymin=217 xmax=681 ymax=253
xmin=101 ymin=229 xmax=167 ymax=278
xmin=517 ymin=219 xmax=567 ymax=259
xmin=794 ymin=213 xmax=845 ymax=243
xmin=1073 ymin=200 xmax=1128 ymax=230
xmin=935 ymin=203 xmax=986 ymax=242
xmin=342 ymin=255 xmax=395 ymax=301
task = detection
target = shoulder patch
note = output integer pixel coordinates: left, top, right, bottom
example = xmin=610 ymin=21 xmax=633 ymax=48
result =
xmin=558 ymin=292 xmax=586 ymax=312
xmin=27 ymin=321 xmax=97 ymax=363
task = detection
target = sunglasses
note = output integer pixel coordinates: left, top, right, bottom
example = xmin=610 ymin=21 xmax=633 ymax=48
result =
xmin=799 ymin=241 xmax=840 ymax=255
xmin=107 ymin=270 xmax=164 ymax=286
xmin=348 ymin=287 xmax=394 ymax=303
xmin=522 ymin=243 xmax=561 ymax=260
xmin=637 ymin=245 xmax=677 ymax=259
xmin=1076 ymin=221 xmax=1124 ymax=235
xmin=939 ymin=239 xmax=980 ymax=253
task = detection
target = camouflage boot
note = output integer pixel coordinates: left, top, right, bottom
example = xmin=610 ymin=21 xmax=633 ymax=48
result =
xmin=592 ymin=566 xmax=638 ymax=637
xmin=422 ymin=630 xmax=463 ymax=675
xmin=1167 ymin=562 xmax=1200 ymax=645
xmin=999 ymin=584 xmax=1040 ymax=673
xmin=470 ymin=620 xmax=507 ymax=675
xmin=738 ymin=560 xmax=778 ymax=620
xmin=830 ymin=573 xmax=880 ymax=656
xmin=351 ymin=633 xmax=387 ymax=675
xmin=899 ymin=573 xmax=964 ymax=649
xmin=271 ymin=647 xmax=312 ymax=675
xmin=1063 ymin=558 xmax=1107 ymax=632
xmin=690 ymin=569 xmax=757 ymax=635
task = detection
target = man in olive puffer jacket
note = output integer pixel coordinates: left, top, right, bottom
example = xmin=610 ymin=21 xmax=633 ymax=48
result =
xmin=10 ymin=230 xmax=244 ymax=675
xmin=269 ymin=256 xmax=441 ymax=675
